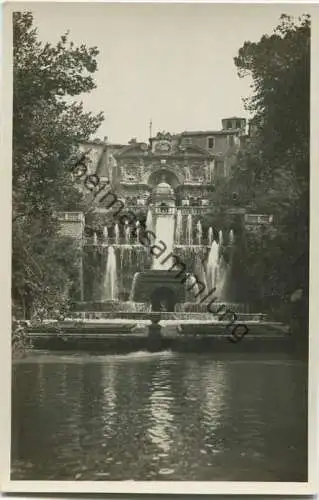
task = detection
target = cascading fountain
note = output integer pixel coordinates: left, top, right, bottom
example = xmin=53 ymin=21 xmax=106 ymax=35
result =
xmin=128 ymin=246 xmax=132 ymax=265
xmin=131 ymin=177 xmax=185 ymax=301
xmin=152 ymin=206 xmax=175 ymax=270
xmin=175 ymin=209 xmax=182 ymax=245
xmin=120 ymin=245 xmax=124 ymax=269
xmin=123 ymin=222 xmax=132 ymax=266
xmin=217 ymin=255 xmax=229 ymax=300
xmin=90 ymin=176 xmax=235 ymax=316
xmin=186 ymin=214 xmax=193 ymax=246
xmin=103 ymin=226 xmax=108 ymax=244
xmin=205 ymin=230 xmax=233 ymax=301
xmin=129 ymin=273 xmax=138 ymax=301
xmin=102 ymin=246 xmax=118 ymax=301
xmin=124 ymin=222 xmax=130 ymax=244
xmin=219 ymin=229 xmax=223 ymax=247
xmin=194 ymin=253 xmax=208 ymax=297
xmin=206 ymin=240 xmax=219 ymax=292
xmin=208 ymin=227 xmax=213 ymax=246
xmin=67 ymin=137 xmax=284 ymax=348
xmin=217 ymin=229 xmax=235 ymax=301
xmin=196 ymin=220 xmax=202 ymax=245
xmin=146 ymin=209 xmax=154 ymax=233
xmin=114 ymin=223 xmax=120 ymax=245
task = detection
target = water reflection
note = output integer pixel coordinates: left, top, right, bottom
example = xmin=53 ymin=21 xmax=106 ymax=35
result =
xmin=11 ymin=351 xmax=307 ymax=482
xmin=101 ymin=364 xmax=116 ymax=439
xmin=148 ymin=360 xmax=176 ymax=476
xmin=200 ymin=362 xmax=227 ymax=449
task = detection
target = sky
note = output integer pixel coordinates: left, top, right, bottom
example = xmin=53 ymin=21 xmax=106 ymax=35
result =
xmin=24 ymin=2 xmax=308 ymax=144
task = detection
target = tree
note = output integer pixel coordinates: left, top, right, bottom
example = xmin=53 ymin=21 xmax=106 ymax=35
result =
xmin=12 ymin=12 xmax=104 ymax=320
xmin=215 ymin=15 xmax=310 ymax=326
xmin=225 ymin=14 xmax=310 ymax=328
xmin=233 ymin=13 xmax=310 ymax=210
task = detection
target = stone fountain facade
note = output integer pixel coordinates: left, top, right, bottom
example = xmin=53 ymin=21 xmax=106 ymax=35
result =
xmin=58 ymin=117 xmax=273 ymax=312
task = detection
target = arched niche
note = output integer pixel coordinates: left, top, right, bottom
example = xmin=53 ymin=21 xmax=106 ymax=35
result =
xmin=150 ymin=286 xmax=177 ymax=312
xmin=144 ymin=166 xmax=184 ymax=189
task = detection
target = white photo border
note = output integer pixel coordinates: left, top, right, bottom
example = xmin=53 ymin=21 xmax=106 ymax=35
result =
xmin=1 ymin=1 xmax=318 ymax=494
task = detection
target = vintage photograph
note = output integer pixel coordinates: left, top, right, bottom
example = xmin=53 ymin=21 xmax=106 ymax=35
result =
xmin=9 ymin=1 xmax=311 ymax=489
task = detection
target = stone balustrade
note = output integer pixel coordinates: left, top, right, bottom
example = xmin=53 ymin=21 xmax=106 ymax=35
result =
xmin=244 ymin=214 xmax=273 ymax=225
xmin=84 ymin=238 xmax=214 ymax=248
xmin=67 ymin=310 xmax=267 ymax=322
xmin=56 ymin=212 xmax=85 ymax=222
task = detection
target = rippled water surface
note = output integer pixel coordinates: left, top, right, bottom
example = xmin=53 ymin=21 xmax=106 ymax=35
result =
xmin=11 ymin=350 xmax=307 ymax=481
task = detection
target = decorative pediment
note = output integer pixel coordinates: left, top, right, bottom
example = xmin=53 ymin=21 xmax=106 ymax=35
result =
xmin=156 ymin=131 xmax=172 ymax=142
xmin=152 ymin=131 xmax=173 ymax=154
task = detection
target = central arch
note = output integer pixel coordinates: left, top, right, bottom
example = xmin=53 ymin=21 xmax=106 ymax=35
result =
xmin=150 ymin=287 xmax=177 ymax=312
xmin=145 ymin=167 xmax=184 ymax=189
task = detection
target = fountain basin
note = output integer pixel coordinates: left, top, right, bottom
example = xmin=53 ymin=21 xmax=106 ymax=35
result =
xmin=23 ymin=316 xmax=294 ymax=355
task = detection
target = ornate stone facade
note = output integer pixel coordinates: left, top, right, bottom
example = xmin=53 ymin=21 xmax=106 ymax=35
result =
xmin=58 ymin=117 xmax=274 ymax=304
xmin=79 ymin=118 xmax=247 ymax=222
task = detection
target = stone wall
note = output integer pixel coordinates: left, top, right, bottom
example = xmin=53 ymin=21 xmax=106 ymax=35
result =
xmin=57 ymin=212 xmax=85 ymax=239
xmin=181 ymin=133 xmax=234 ymax=155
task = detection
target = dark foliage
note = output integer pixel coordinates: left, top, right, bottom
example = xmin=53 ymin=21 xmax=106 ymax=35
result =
xmin=228 ymin=14 xmax=310 ymax=331
xmin=12 ymin=12 xmax=104 ymax=321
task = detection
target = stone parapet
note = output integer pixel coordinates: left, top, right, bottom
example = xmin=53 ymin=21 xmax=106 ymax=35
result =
xmin=56 ymin=212 xmax=85 ymax=240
